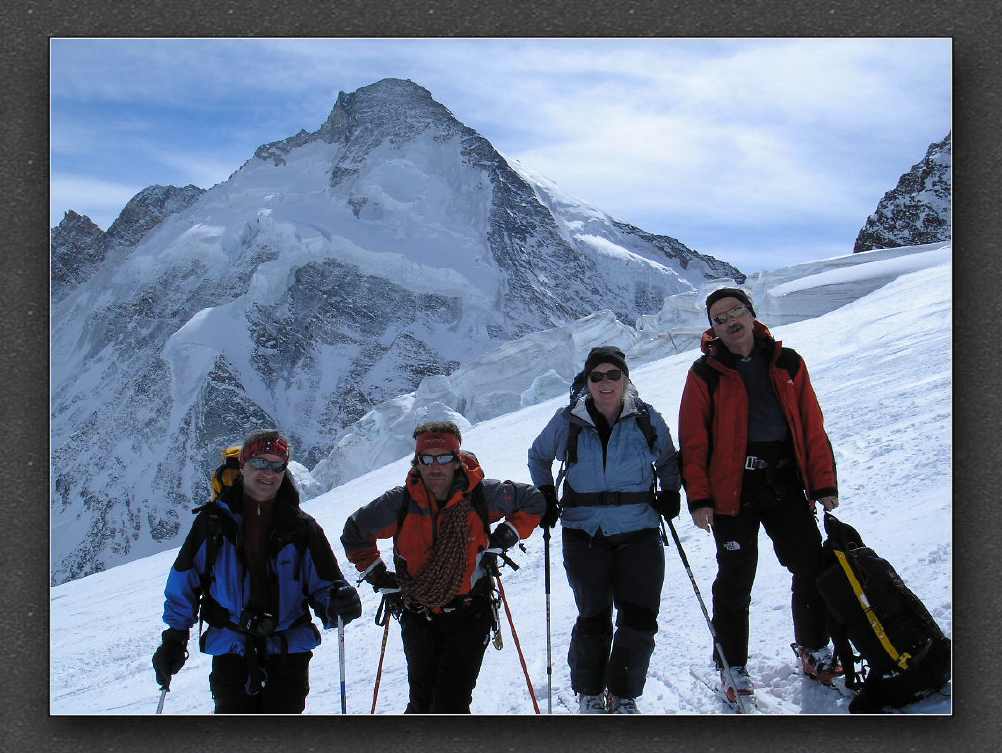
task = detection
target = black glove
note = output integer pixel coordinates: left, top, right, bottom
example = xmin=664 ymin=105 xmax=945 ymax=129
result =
xmin=152 ymin=628 xmax=189 ymax=689
xmin=364 ymin=561 xmax=400 ymax=593
xmin=539 ymin=484 xmax=561 ymax=529
xmin=327 ymin=579 xmax=362 ymax=626
xmin=654 ymin=489 xmax=681 ymax=521
xmin=488 ymin=522 xmax=520 ymax=552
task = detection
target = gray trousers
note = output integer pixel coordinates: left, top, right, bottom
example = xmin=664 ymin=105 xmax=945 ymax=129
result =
xmin=562 ymin=526 xmax=665 ymax=698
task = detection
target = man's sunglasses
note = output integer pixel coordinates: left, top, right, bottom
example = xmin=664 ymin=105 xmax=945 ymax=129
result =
xmin=589 ymin=369 xmax=623 ymax=383
xmin=246 ymin=457 xmax=288 ymax=473
xmin=417 ymin=453 xmax=457 ymax=466
xmin=711 ymin=304 xmax=750 ymax=326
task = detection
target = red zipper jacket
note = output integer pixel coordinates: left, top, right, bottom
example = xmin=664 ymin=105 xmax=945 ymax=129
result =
xmin=678 ymin=321 xmax=838 ymax=516
xmin=340 ymin=451 xmax=543 ymax=598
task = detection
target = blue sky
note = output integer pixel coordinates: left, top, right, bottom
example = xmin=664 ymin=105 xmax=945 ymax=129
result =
xmin=50 ymin=38 xmax=951 ymax=272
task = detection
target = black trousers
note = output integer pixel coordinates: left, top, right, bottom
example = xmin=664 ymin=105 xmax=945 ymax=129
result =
xmin=209 ymin=651 xmax=312 ymax=714
xmin=562 ymin=526 xmax=665 ymax=699
xmin=399 ymin=598 xmax=493 ymax=713
xmin=710 ymin=463 xmax=828 ymax=667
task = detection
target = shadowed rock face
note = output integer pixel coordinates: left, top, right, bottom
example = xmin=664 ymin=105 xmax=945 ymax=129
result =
xmin=853 ymin=133 xmax=951 ymax=253
xmin=51 ymin=77 xmax=743 ymax=584
xmin=51 ymin=211 xmax=107 ymax=298
xmin=105 ymin=184 xmax=206 ymax=247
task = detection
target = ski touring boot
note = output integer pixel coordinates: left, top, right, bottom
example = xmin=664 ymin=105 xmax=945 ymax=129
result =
xmin=577 ymin=692 xmax=607 ymax=714
xmin=792 ymin=643 xmax=844 ymax=686
xmin=720 ymin=665 xmax=755 ymax=704
xmin=606 ymin=693 xmax=640 ymax=714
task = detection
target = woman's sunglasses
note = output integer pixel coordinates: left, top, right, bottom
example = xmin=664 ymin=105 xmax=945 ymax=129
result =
xmin=589 ymin=369 xmax=623 ymax=383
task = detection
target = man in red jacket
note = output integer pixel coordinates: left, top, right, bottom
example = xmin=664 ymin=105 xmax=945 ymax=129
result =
xmin=678 ymin=288 xmax=841 ymax=703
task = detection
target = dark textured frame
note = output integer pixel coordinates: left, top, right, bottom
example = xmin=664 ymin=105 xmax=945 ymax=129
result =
xmin=7 ymin=1 xmax=995 ymax=751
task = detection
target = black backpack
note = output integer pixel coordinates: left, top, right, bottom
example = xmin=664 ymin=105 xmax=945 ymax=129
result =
xmin=817 ymin=512 xmax=951 ymax=713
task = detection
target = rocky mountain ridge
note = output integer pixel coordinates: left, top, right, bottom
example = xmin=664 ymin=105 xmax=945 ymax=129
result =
xmin=853 ymin=132 xmax=951 ymax=252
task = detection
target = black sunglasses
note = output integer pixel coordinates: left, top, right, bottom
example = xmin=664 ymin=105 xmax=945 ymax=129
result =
xmin=417 ymin=453 xmax=457 ymax=466
xmin=589 ymin=369 xmax=623 ymax=383
xmin=246 ymin=457 xmax=288 ymax=473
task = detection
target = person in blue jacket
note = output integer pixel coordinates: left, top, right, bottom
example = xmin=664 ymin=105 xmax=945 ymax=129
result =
xmin=151 ymin=429 xmax=362 ymax=714
xmin=528 ymin=346 xmax=681 ymax=714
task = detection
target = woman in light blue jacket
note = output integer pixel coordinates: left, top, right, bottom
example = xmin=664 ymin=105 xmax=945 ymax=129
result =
xmin=528 ymin=346 xmax=681 ymax=714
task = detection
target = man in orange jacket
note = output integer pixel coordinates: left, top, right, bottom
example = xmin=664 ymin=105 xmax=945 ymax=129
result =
xmin=341 ymin=421 xmax=544 ymax=713
xmin=678 ymin=288 xmax=841 ymax=703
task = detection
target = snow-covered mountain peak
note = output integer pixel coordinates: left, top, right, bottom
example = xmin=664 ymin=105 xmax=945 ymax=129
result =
xmin=319 ymin=77 xmax=460 ymax=144
xmin=253 ymin=78 xmax=462 ymax=168
xmin=51 ymin=77 xmax=743 ymax=585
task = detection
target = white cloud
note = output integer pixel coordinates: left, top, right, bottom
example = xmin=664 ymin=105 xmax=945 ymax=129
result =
xmin=49 ymin=38 xmax=950 ymax=265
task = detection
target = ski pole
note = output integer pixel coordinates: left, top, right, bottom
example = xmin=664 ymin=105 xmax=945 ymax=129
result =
xmin=544 ymin=462 xmax=567 ymax=715
xmin=337 ymin=615 xmax=347 ymax=714
xmin=543 ymin=525 xmax=553 ymax=714
xmin=665 ymin=518 xmax=749 ymax=714
xmin=370 ymin=597 xmax=393 ymax=714
xmin=155 ymin=685 xmax=168 ymax=714
xmin=495 ymin=573 xmax=540 ymax=714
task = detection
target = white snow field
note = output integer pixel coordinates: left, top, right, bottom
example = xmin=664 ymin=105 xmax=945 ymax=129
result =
xmin=50 ymin=248 xmax=952 ymax=715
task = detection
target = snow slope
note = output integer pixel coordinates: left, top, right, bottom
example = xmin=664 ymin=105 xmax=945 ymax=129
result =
xmin=310 ymin=242 xmax=949 ymax=494
xmin=50 ymin=251 xmax=952 ymax=715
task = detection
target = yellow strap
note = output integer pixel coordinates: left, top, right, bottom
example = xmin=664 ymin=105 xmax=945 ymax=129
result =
xmin=834 ymin=549 xmax=911 ymax=671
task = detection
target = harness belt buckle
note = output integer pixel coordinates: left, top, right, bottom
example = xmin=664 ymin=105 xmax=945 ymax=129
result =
xmin=744 ymin=456 xmax=768 ymax=471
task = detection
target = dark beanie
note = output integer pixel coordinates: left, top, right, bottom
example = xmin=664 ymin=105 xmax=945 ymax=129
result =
xmin=584 ymin=346 xmax=629 ymax=376
xmin=705 ymin=287 xmax=756 ymax=323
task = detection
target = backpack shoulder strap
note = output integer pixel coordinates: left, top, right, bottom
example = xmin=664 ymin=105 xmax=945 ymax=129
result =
xmin=565 ymin=408 xmax=583 ymax=467
xmin=775 ymin=346 xmax=802 ymax=381
xmin=188 ymin=501 xmax=228 ymax=641
xmin=691 ymin=356 xmax=720 ymax=395
xmin=190 ymin=502 xmax=226 ymax=585
xmin=633 ymin=398 xmax=658 ymax=452
xmin=396 ymin=489 xmax=411 ymax=532
xmin=471 ymin=482 xmax=490 ymax=537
